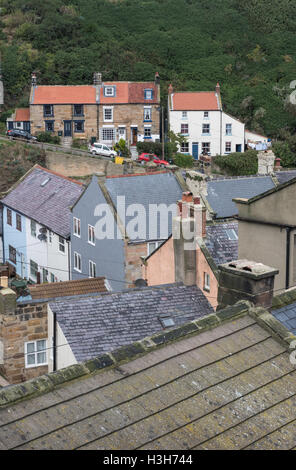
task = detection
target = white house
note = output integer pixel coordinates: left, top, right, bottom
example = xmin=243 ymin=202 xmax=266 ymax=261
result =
xmin=168 ymin=83 xmax=245 ymax=159
xmin=1 ymin=165 xmax=84 ymax=283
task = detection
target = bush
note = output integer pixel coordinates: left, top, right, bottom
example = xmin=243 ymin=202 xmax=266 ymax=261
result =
xmin=36 ymin=132 xmax=61 ymax=144
xmin=136 ymin=141 xmax=175 ymax=160
xmin=114 ymin=138 xmax=130 ymax=158
xmin=272 ymin=142 xmax=296 ymax=167
xmin=72 ymin=138 xmax=88 ymax=150
xmin=173 ymin=153 xmax=194 ymax=168
xmin=213 ymin=150 xmax=258 ymax=175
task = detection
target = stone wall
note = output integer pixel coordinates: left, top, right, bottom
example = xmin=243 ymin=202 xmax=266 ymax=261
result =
xmin=125 ymin=241 xmax=148 ymax=287
xmin=258 ymin=150 xmax=275 ymax=175
xmin=30 ymin=104 xmax=98 ymax=140
xmin=0 ymin=300 xmax=48 ymax=384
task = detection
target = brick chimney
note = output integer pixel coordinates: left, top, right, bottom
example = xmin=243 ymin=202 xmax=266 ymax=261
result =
xmin=31 ymin=72 xmax=37 ymax=87
xmin=173 ymin=192 xmax=206 ymax=285
xmin=0 ymin=287 xmax=17 ymax=315
xmin=215 ymin=82 xmax=220 ymax=95
xmin=155 ymin=72 xmax=160 ymax=85
xmin=93 ymin=72 xmax=102 ymax=86
xmin=168 ymin=84 xmax=174 ymax=95
xmin=217 ymin=259 xmax=279 ymax=310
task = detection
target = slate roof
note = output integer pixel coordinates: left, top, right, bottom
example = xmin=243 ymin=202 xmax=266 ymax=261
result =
xmin=171 ymin=91 xmax=220 ymax=110
xmin=49 ymin=283 xmax=214 ymax=363
xmin=1 ymin=166 xmax=84 ymax=238
xmin=273 ymin=302 xmax=296 ymax=335
xmin=207 ymin=176 xmax=275 ymax=218
xmin=104 ymin=172 xmax=183 ymax=241
xmin=28 ymin=277 xmax=107 ymax=301
xmin=205 ymin=222 xmax=238 ymax=266
xmin=1 ymin=301 xmax=296 ymax=450
xmin=275 ymin=171 xmax=296 ymax=186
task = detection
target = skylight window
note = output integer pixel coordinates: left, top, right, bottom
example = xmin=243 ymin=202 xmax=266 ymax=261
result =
xmin=40 ymin=177 xmax=50 ymax=187
xmin=226 ymin=229 xmax=238 ymax=240
xmin=159 ymin=316 xmax=175 ymax=328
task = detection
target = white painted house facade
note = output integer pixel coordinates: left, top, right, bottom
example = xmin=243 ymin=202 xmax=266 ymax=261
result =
xmin=1 ymin=166 xmax=83 ymax=284
xmin=168 ymin=83 xmax=245 ymax=159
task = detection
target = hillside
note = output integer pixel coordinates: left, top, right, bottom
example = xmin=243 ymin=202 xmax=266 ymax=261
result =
xmin=0 ymin=0 xmax=295 ymax=141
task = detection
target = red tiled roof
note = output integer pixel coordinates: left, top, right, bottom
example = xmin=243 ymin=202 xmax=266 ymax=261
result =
xmin=15 ymin=108 xmax=30 ymax=121
xmin=172 ymin=92 xmax=220 ymax=111
xmin=28 ymin=277 xmax=107 ymax=300
xmin=32 ymin=86 xmax=97 ymax=104
xmin=128 ymin=82 xmax=158 ymax=103
xmin=100 ymin=82 xmax=129 ymax=104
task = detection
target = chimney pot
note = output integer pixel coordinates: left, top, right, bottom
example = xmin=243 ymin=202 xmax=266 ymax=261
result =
xmin=217 ymin=259 xmax=279 ymax=310
xmin=155 ymin=72 xmax=160 ymax=85
xmin=168 ymin=83 xmax=173 ymax=94
xmin=31 ymin=72 xmax=37 ymax=87
xmin=215 ymin=82 xmax=220 ymax=94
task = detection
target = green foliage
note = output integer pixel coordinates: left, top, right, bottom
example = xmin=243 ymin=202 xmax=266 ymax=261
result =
xmin=214 ymin=150 xmax=258 ymax=175
xmin=72 ymin=138 xmax=87 ymax=150
xmin=172 ymin=153 xmax=194 ymax=168
xmin=272 ymin=142 xmax=296 ymax=167
xmin=36 ymin=132 xmax=60 ymax=144
xmin=0 ymin=0 xmax=296 ymax=144
xmin=113 ymin=138 xmax=130 ymax=158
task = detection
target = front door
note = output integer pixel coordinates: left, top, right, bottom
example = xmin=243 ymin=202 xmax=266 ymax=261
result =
xmin=131 ymin=128 xmax=137 ymax=146
xmin=64 ymin=120 xmax=72 ymax=137
xmin=192 ymin=143 xmax=199 ymax=160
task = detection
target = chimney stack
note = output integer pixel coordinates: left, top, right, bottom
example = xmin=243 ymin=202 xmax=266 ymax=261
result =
xmin=0 ymin=287 xmax=17 ymax=315
xmin=173 ymin=192 xmax=206 ymax=286
xmin=215 ymin=82 xmax=220 ymax=95
xmin=168 ymin=84 xmax=174 ymax=95
xmin=155 ymin=72 xmax=160 ymax=85
xmin=93 ymin=72 xmax=102 ymax=86
xmin=217 ymin=259 xmax=279 ymax=310
xmin=31 ymin=72 xmax=37 ymax=87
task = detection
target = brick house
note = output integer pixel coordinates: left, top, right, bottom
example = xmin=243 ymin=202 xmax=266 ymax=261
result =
xmin=24 ymin=72 xmax=160 ymax=146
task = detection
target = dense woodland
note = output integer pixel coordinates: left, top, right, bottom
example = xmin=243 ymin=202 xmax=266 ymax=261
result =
xmin=0 ymin=0 xmax=295 ymax=156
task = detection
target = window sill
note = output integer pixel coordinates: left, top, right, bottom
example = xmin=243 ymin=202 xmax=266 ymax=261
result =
xmin=144 ymin=137 xmax=152 ymax=139
xmin=25 ymin=362 xmax=48 ymax=369
xmin=74 ymin=268 xmax=82 ymax=273
xmin=201 ymin=134 xmax=211 ymax=136
xmin=88 ymin=241 xmax=95 ymax=246
xmin=73 ymin=233 xmax=81 ymax=238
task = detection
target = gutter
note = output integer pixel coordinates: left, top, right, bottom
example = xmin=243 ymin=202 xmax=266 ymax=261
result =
xmin=53 ymin=311 xmax=57 ymax=372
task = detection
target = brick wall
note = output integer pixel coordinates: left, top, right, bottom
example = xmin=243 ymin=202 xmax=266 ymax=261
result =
xmin=30 ymin=104 xmax=98 ymax=140
xmin=0 ymin=301 xmax=48 ymax=384
xmin=124 ymin=241 xmax=148 ymax=287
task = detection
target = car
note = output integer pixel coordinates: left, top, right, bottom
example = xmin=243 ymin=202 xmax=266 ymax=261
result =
xmin=7 ymin=129 xmax=37 ymax=141
xmin=137 ymin=153 xmax=169 ymax=166
xmin=88 ymin=142 xmax=117 ymax=158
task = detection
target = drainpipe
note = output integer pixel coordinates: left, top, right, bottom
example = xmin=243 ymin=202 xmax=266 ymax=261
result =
xmin=67 ymin=239 xmax=71 ymax=280
xmin=53 ymin=311 xmax=57 ymax=372
xmin=286 ymin=227 xmax=292 ymax=289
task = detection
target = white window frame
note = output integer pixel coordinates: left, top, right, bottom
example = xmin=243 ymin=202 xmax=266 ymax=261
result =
xmin=88 ymin=224 xmax=95 ymax=245
xmin=147 ymin=241 xmax=160 ymax=256
xmin=201 ymin=142 xmax=211 ymax=155
xmin=103 ymin=107 xmax=113 ymax=122
xmin=25 ymin=339 xmax=47 ymax=368
xmin=180 ymin=142 xmax=189 ymax=153
xmin=226 ymin=123 xmax=232 ymax=136
xmin=144 ymin=126 xmax=152 ymax=138
xmin=181 ymin=123 xmax=189 ymax=135
xmin=203 ymin=111 xmax=209 ymax=119
xmin=182 ymin=111 xmax=188 ymax=119
xmin=58 ymin=236 xmax=65 ymax=253
xmin=225 ymin=141 xmax=232 ymax=153
xmin=89 ymin=260 xmax=96 ymax=278
xmin=102 ymin=128 xmax=115 ymax=142
xmin=204 ymin=272 xmax=210 ymax=291
xmin=202 ymin=123 xmax=210 ymax=135
xmin=74 ymin=252 xmax=82 ymax=272
xmin=30 ymin=259 xmax=38 ymax=279
xmin=144 ymin=107 xmax=152 ymax=121
xmin=31 ymin=220 xmax=37 ymax=238
xmin=104 ymin=86 xmax=115 ymax=97
xmin=73 ymin=217 xmax=81 ymax=237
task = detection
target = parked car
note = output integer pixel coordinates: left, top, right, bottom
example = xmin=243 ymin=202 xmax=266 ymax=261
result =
xmin=137 ymin=153 xmax=169 ymax=166
xmin=7 ymin=129 xmax=37 ymax=141
xmin=88 ymin=142 xmax=117 ymax=158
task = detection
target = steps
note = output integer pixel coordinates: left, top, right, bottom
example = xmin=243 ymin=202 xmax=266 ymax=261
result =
xmin=61 ymin=137 xmax=73 ymax=148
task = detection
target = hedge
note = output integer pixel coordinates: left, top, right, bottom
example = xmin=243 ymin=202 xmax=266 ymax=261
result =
xmin=213 ymin=150 xmax=258 ymax=175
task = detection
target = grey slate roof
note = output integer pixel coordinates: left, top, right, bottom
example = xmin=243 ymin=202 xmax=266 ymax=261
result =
xmin=207 ymin=176 xmax=275 ymax=218
xmin=50 ymin=283 xmax=214 ymax=362
xmin=275 ymin=171 xmax=296 ymax=186
xmin=273 ymin=302 xmax=296 ymax=335
xmin=104 ymin=172 xmax=183 ymax=240
xmin=205 ymin=221 xmax=238 ymax=266
xmin=1 ymin=166 xmax=84 ymax=238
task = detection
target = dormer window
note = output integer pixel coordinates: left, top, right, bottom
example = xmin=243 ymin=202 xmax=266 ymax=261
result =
xmin=144 ymin=89 xmax=153 ymax=100
xmin=104 ymin=86 xmax=116 ymax=97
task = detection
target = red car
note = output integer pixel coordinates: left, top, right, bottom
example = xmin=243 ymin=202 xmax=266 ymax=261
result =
xmin=137 ymin=153 xmax=169 ymax=166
